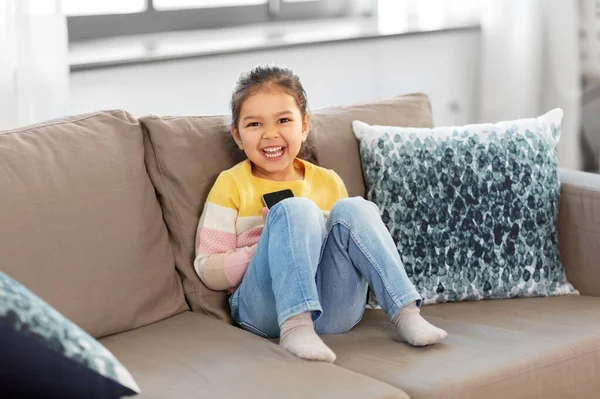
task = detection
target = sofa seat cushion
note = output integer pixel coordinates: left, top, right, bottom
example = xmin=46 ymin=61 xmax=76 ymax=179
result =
xmin=323 ymin=296 xmax=600 ymax=399
xmin=99 ymin=311 xmax=409 ymax=399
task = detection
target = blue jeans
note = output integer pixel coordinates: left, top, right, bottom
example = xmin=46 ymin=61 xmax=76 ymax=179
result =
xmin=229 ymin=197 xmax=422 ymax=338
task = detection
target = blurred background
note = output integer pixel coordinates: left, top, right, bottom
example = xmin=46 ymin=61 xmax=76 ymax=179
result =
xmin=1 ymin=0 xmax=599 ymax=171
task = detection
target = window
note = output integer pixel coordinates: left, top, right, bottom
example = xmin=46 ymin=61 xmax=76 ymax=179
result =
xmin=377 ymin=0 xmax=480 ymax=34
xmin=153 ymin=0 xmax=267 ymax=10
xmin=66 ymin=0 xmax=365 ymax=43
xmin=62 ymin=0 xmax=147 ymax=16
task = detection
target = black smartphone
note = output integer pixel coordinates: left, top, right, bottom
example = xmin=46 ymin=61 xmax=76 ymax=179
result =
xmin=262 ymin=189 xmax=294 ymax=209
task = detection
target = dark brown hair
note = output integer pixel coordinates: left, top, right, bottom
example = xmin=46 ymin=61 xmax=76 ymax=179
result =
xmin=229 ymin=64 xmax=314 ymax=160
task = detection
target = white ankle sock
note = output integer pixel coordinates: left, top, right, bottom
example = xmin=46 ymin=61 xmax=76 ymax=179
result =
xmin=393 ymin=302 xmax=447 ymax=346
xmin=279 ymin=312 xmax=336 ymax=363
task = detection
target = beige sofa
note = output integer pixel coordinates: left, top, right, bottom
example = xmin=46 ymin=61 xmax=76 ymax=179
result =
xmin=1 ymin=94 xmax=600 ymax=399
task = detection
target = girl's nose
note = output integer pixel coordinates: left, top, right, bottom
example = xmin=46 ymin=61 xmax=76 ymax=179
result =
xmin=263 ymin=128 xmax=279 ymax=139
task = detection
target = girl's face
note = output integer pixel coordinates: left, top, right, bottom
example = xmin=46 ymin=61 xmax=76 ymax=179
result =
xmin=233 ymin=89 xmax=309 ymax=181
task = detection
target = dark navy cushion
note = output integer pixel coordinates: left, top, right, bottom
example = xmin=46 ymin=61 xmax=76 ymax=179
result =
xmin=0 ymin=272 xmax=140 ymax=398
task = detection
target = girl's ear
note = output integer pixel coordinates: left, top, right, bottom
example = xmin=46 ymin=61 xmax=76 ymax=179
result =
xmin=231 ymin=127 xmax=244 ymax=149
xmin=301 ymin=114 xmax=311 ymax=142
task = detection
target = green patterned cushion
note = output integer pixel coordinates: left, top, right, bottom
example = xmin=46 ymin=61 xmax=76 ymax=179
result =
xmin=353 ymin=109 xmax=577 ymax=305
xmin=0 ymin=271 xmax=140 ymax=397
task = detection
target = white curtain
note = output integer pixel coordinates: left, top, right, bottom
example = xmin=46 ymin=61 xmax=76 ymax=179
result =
xmin=0 ymin=0 xmax=69 ymax=131
xmin=580 ymin=0 xmax=600 ymax=85
xmin=479 ymin=0 xmax=582 ymax=170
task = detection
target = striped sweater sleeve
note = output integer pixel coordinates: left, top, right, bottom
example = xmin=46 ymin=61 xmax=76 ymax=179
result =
xmin=194 ymin=173 xmax=257 ymax=291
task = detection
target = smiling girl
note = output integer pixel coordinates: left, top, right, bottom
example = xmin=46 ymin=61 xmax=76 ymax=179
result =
xmin=194 ymin=64 xmax=447 ymax=363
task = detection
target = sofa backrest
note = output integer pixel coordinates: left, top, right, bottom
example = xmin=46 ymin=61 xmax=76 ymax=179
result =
xmin=310 ymin=94 xmax=435 ymax=197
xmin=141 ymin=94 xmax=434 ymax=321
xmin=0 ymin=111 xmax=188 ymax=338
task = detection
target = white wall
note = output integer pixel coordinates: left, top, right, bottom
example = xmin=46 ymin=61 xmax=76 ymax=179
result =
xmin=69 ymin=29 xmax=480 ymax=127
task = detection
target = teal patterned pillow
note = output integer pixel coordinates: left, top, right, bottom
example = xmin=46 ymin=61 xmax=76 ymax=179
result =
xmin=0 ymin=271 xmax=140 ymax=397
xmin=353 ymin=109 xmax=577 ymax=305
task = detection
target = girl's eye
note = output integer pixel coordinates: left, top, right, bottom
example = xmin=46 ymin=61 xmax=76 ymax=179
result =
xmin=247 ymin=122 xmax=260 ymax=127
xmin=279 ymin=118 xmax=290 ymax=123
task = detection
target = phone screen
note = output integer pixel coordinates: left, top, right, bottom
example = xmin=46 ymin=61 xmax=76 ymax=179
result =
xmin=262 ymin=189 xmax=295 ymax=209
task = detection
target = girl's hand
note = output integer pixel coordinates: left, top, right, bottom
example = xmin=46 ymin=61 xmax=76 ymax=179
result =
xmin=262 ymin=207 xmax=269 ymax=223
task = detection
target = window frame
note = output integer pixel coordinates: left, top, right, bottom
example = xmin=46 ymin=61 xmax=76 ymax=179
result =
xmin=67 ymin=0 xmax=358 ymax=43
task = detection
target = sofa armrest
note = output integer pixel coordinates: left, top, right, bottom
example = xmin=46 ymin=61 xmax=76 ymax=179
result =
xmin=558 ymin=168 xmax=600 ymax=296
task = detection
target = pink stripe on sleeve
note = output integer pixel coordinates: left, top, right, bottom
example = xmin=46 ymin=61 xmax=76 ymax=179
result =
xmin=224 ymin=245 xmax=258 ymax=286
xmin=237 ymin=226 xmax=263 ymax=248
xmin=196 ymin=228 xmax=236 ymax=255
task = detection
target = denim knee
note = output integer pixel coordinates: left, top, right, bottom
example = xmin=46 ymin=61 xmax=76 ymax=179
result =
xmin=329 ymin=197 xmax=379 ymax=224
xmin=270 ymin=197 xmax=323 ymax=223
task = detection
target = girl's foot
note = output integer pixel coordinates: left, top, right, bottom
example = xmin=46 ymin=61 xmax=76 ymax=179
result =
xmin=393 ymin=302 xmax=447 ymax=346
xmin=279 ymin=312 xmax=336 ymax=363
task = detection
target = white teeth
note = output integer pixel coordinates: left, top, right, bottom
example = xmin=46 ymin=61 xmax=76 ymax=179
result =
xmin=263 ymin=147 xmax=284 ymax=158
